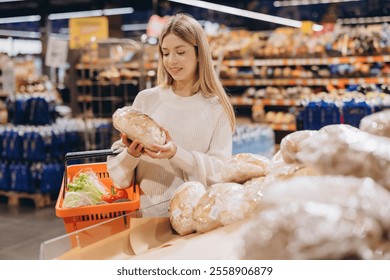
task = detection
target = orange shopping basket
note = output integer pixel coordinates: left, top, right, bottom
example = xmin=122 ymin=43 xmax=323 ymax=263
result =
xmin=55 ymin=149 xmax=141 ymax=238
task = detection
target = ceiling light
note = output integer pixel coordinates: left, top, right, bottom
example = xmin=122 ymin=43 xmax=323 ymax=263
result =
xmin=169 ymin=0 xmax=323 ymax=31
xmin=48 ymin=6 xmax=134 ymax=20
xmin=121 ymin=23 xmax=148 ymax=32
xmin=0 ymin=29 xmax=41 ymax=38
xmin=0 ymin=0 xmax=25 ymax=3
xmin=274 ymin=0 xmax=362 ymax=7
xmin=103 ymin=7 xmax=134 ymax=16
xmin=0 ymin=15 xmax=40 ymax=24
xmin=48 ymin=10 xmax=103 ymax=20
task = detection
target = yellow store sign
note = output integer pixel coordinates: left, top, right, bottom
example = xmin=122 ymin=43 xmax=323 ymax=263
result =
xmin=69 ymin=16 xmax=109 ymax=49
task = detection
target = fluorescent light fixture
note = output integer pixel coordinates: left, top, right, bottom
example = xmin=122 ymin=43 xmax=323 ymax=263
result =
xmin=48 ymin=6 xmax=134 ymax=20
xmin=0 ymin=15 xmax=40 ymax=24
xmin=0 ymin=0 xmax=24 ymax=3
xmin=121 ymin=23 xmax=148 ymax=31
xmin=48 ymin=9 xmax=102 ymax=20
xmin=103 ymin=7 xmax=134 ymax=16
xmin=338 ymin=16 xmax=390 ymax=25
xmin=0 ymin=29 xmax=41 ymax=38
xmin=274 ymin=0 xmax=362 ymax=7
xmin=169 ymin=0 xmax=323 ymax=31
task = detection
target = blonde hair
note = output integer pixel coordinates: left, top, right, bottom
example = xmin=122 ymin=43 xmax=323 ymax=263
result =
xmin=157 ymin=13 xmax=236 ymax=132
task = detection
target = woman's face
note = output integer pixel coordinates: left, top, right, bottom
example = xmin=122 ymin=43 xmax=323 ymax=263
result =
xmin=161 ymin=33 xmax=197 ymax=85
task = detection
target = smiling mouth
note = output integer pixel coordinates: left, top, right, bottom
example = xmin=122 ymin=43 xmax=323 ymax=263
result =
xmin=170 ymin=67 xmax=182 ymax=73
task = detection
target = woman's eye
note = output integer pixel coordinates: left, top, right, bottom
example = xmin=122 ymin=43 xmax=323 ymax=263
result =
xmin=162 ymin=53 xmax=169 ymax=57
xmin=177 ymin=52 xmax=185 ymax=55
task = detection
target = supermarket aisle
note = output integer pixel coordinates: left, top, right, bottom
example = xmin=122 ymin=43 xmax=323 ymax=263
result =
xmin=0 ymin=198 xmax=66 ymax=260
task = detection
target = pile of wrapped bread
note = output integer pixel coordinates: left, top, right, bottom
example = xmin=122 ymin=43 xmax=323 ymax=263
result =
xmin=168 ymin=109 xmax=390 ymax=260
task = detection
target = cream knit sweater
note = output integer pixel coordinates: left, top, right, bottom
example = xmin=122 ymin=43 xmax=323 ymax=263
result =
xmin=107 ymin=86 xmax=232 ymax=217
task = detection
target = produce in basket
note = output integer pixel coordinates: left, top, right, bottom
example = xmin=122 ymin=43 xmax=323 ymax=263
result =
xmin=62 ymin=169 xmax=108 ymax=208
xmin=112 ymin=106 xmax=166 ymax=151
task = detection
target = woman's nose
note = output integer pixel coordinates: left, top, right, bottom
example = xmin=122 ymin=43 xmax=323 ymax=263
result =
xmin=168 ymin=53 xmax=178 ymax=65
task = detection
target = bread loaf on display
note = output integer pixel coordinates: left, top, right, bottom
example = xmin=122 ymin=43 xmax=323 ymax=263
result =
xmin=168 ymin=181 xmax=206 ymax=236
xmin=279 ymin=130 xmax=318 ymax=164
xmin=192 ymin=182 xmax=262 ymax=233
xmin=112 ymin=106 xmax=166 ymax=151
xmin=218 ymin=153 xmax=271 ymax=184
xmin=359 ymin=109 xmax=390 ymax=138
xmin=296 ymin=124 xmax=390 ymax=190
xmin=241 ymin=175 xmax=390 ymax=260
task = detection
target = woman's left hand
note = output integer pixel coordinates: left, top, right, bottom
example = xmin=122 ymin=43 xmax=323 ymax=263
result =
xmin=143 ymin=127 xmax=177 ymax=159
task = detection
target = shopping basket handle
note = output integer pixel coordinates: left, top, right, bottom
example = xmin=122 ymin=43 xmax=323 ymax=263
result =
xmin=64 ymin=149 xmax=119 ymax=165
xmin=63 ymin=149 xmax=120 ymax=193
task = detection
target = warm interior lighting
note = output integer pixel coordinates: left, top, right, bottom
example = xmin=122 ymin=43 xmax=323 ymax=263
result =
xmin=169 ymin=0 xmax=323 ymax=31
xmin=338 ymin=16 xmax=390 ymax=25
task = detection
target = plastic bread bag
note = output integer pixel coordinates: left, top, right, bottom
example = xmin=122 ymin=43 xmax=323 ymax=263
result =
xmin=168 ymin=181 xmax=206 ymax=236
xmin=279 ymin=130 xmax=318 ymax=164
xmin=296 ymin=124 xmax=390 ymax=190
xmin=112 ymin=106 xmax=166 ymax=151
xmin=192 ymin=182 xmax=263 ymax=233
xmin=359 ymin=109 xmax=390 ymax=138
xmin=241 ymin=202 xmax=387 ymax=260
xmin=266 ymin=149 xmax=319 ymax=183
xmin=214 ymin=153 xmax=272 ymax=184
xmin=240 ymin=175 xmax=390 ymax=260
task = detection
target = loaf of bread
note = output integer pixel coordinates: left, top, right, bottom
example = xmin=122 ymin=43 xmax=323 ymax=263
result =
xmin=359 ymin=109 xmax=390 ymax=138
xmin=296 ymin=124 xmax=390 ymax=190
xmin=218 ymin=153 xmax=271 ymax=184
xmin=169 ymin=181 xmax=206 ymax=236
xmin=280 ymin=130 xmax=317 ymax=164
xmin=112 ymin=106 xmax=166 ymax=151
xmin=192 ymin=182 xmax=262 ymax=233
xmin=241 ymin=175 xmax=390 ymax=260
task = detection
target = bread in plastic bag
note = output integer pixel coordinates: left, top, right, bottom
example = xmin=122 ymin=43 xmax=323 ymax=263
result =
xmin=192 ymin=182 xmax=263 ymax=233
xmin=359 ymin=109 xmax=390 ymax=138
xmin=296 ymin=124 xmax=390 ymax=190
xmin=217 ymin=153 xmax=271 ymax=184
xmin=112 ymin=106 xmax=166 ymax=151
xmin=241 ymin=175 xmax=390 ymax=260
xmin=169 ymin=181 xmax=206 ymax=236
xmin=279 ymin=130 xmax=318 ymax=164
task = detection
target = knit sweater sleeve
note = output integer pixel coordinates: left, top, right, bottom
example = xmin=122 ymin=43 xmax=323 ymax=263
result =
xmin=169 ymin=110 xmax=232 ymax=187
xmin=106 ymin=139 xmax=139 ymax=189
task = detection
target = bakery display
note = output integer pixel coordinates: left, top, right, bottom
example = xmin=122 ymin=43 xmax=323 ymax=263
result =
xmin=296 ymin=124 xmax=390 ymax=191
xmin=192 ymin=182 xmax=262 ymax=233
xmin=112 ymin=106 xmax=166 ymax=151
xmin=279 ymin=130 xmax=318 ymax=164
xmin=218 ymin=153 xmax=271 ymax=184
xmin=168 ymin=181 xmax=206 ymax=236
xmin=241 ymin=175 xmax=390 ymax=260
xmin=359 ymin=109 xmax=390 ymax=138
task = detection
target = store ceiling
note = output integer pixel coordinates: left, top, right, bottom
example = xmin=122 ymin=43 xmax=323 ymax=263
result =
xmin=0 ymin=0 xmax=389 ymax=31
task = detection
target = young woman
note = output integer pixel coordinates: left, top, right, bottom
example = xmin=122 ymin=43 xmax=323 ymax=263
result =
xmin=107 ymin=13 xmax=236 ymax=216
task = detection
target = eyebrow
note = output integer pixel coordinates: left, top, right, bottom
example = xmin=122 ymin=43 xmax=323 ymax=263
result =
xmin=161 ymin=45 xmax=187 ymax=50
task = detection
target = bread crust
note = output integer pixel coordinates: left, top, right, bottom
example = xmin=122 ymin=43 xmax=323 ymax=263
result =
xmin=113 ymin=106 xmax=166 ymax=151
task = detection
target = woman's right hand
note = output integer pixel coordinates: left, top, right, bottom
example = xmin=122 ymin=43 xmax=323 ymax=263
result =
xmin=121 ymin=134 xmax=144 ymax=158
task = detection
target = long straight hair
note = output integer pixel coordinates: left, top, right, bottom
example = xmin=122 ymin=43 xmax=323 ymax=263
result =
xmin=157 ymin=13 xmax=236 ymax=132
